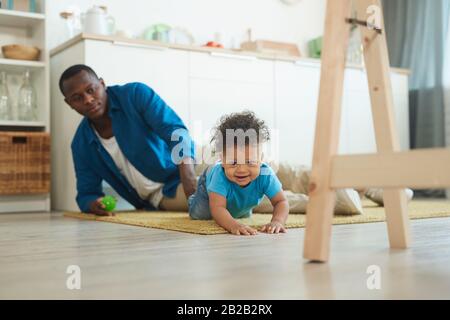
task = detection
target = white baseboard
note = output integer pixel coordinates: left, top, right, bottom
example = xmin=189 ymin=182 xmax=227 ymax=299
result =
xmin=0 ymin=194 xmax=50 ymax=213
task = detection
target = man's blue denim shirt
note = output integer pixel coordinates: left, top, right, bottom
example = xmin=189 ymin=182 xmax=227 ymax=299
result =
xmin=71 ymin=82 xmax=195 ymax=212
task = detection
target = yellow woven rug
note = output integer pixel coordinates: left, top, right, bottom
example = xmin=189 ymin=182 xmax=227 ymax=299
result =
xmin=64 ymin=200 xmax=450 ymax=235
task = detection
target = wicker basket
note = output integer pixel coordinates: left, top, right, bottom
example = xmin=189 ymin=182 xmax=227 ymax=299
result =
xmin=1 ymin=44 xmax=41 ymax=61
xmin=0 ymin=132 xmax=50 ymax=195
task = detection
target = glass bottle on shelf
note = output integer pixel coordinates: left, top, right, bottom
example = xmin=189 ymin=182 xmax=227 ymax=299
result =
xmin=29 ymin=0 xmax=37 ymax=13
xmin=17 ymin=70 xmax=38 ymax=121
xmin=3 ymin=0 xmax=37 ymax=11
xmin=0 ymin=71 xmax=13 ymax=121
xmin=6 ymin=0 xmax=14 ymax=10
xmin=60 ymin=7 xmax=82 ymax=40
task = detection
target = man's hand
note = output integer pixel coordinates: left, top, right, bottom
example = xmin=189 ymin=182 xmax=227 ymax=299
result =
xmin=260 ymin=220 xmax=286 ymax=234
xmin=228 ymin=222 xmax=258 ymax=236
xmin=88 ymin=197 xmax=115 ymax=216
xmin=178 ymin=158 xmax=197 ymax=198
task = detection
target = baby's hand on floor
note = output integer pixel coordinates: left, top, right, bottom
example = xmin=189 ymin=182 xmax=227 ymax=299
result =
xmin=260 ymin=221 xmax=286 ymax=234
xmin=228 ymin=223 xmax=258 ymax=236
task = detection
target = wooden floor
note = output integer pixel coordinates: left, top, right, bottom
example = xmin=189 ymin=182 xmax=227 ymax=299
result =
xmin=1 ymin=211 xmax=450 ymax=299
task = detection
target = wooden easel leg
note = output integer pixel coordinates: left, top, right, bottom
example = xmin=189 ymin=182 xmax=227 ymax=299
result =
xmin=355 ymin=0 xmax=410 ymax=248
xmin=303 ymin=0 xmax=352 ymax=262
xmin=383 ymin=190 xmax=410 ymax=248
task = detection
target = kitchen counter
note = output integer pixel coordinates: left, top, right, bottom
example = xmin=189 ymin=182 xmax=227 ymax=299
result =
xmin=50 ymin=33 xmax=410 ymax=75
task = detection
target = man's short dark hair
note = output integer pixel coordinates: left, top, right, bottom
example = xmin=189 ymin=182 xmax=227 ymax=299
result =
xmin=59 ymin=64 xmax=99 ymax=95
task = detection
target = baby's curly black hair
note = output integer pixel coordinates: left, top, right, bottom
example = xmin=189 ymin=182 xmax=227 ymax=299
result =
xmin=211 ymin=110 xmax=270 ymax=151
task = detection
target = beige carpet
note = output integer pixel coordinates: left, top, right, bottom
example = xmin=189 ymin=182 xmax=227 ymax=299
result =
xmin=64 ymin=200 xmax=450 ymax=235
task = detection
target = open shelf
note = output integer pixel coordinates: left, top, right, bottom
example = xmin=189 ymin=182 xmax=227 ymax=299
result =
xmin=0 ymin=120 xmax=46 ymax=128
xmin=0 ymin=9 xmax=45 ymax=28
xmin=0 ymin=1 xmax=50 ymax=212
xmin=0 ymin=58 xmax=45 ymax=72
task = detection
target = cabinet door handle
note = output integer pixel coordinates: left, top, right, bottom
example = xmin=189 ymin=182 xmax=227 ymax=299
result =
xmin=210 ymin=52 xmax=257 ymax=61
xmin=112 ymin=41 xmax=168 ymax=51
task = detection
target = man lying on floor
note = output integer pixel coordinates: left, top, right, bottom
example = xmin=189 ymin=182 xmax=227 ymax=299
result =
xmin=59 ymin=64 xmax=197 ymax=216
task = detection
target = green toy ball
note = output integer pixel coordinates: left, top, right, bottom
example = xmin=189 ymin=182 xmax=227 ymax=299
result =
xmin=102 ymin=196 xmax=117 ymax=212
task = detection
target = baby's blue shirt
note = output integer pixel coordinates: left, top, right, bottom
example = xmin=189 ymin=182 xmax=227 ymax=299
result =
xmin=205 ymin=163 xmax=282 ymax=219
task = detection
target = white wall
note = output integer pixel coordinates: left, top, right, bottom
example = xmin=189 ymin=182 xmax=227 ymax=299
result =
xmin=46 ymin=0 xmax=326 ymax=55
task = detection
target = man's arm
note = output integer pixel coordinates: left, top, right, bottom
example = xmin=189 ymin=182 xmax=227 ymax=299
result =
xmin=133 ymin=83 xmax=197 ymax=197
xmin=134 ymin=83 xmax=195 ymax=159
xmin=178 ymin=158 xmax=197 ymax=198
xmin=72 ymin=147 xmax=109 ymax=215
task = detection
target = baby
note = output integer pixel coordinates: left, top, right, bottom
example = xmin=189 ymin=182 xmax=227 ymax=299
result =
xmin=188 ymin=111 xmax=289 ymax=235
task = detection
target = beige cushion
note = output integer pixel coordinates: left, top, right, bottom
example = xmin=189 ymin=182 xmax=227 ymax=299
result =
xmin=271 ymin=162 xmax=363 ymax=215
xmin=334 ymin=188 xmax=363 ymax=215
xmin=253 ymin=191 xmax=309 ymax=213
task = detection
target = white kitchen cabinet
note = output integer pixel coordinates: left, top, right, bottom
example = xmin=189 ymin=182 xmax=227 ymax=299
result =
xmin=84 ymin=40 xmax=189 ymax=123
xmin=188 ymin=51 xmax=275 ymax=154
xmin=343 ymin=70 xmax=410 ymax=153
xmin=343 ymin=91 xmax=377 ymax=154
xmin=391 ymin=73 xmax=410 ymax=151
xmin=274 ymin=61 xmax=321 ymax=166
xmin=275 ymin=62 xmax=370 ymax=166
xmin=189 ymin=51 xmax=273 ymax=83
xmin=275 ymin=61 xmax=410 ymax=166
